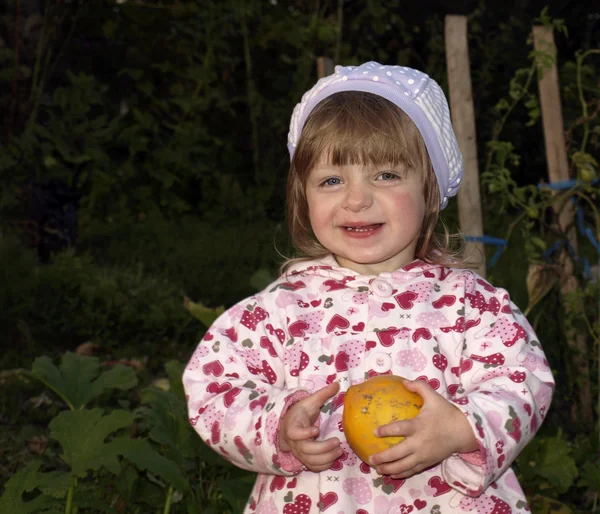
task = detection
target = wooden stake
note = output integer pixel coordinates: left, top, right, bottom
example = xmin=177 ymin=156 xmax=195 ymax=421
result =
xmin=317 ymin=57 xmax=334 ymax=78
xmin=444 ymin=15 xmax=486 ymax=277
xmin=533 ymin=25 xmax=593 ymax=428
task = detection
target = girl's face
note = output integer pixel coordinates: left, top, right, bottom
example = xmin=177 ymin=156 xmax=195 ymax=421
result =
xmin=306 ymin=158 xmax=426 ymax=275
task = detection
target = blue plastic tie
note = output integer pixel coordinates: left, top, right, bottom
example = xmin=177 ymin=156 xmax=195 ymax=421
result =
xmin=464 ymin=235 xmax=507 ymax=268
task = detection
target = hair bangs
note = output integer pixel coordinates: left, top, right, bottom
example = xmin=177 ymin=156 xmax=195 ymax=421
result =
xmin=294 ymin=92 xmax=420 ymax=179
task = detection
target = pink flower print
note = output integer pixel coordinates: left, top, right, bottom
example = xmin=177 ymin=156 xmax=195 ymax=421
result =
xmin=396 ymin=348 xmax=427 ymax=372
xmin=416 ymin=311 xmax=450 ymax=328
xmin=342 ymin=477 xmax=372 ymax=505
xmin=482 ymin=318 xmax=527 ymax=347
xmin=338 ymin=340 xmax=364 ymax=369
xmin=297 ymin=310 xmax=325 ymax=334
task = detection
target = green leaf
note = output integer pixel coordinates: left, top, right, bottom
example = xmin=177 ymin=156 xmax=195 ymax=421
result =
xmin=218 ymin=474 xmax=255 ymax=512
xmin=137 ymin=387 xmax=192 ymax=454
xmin=577 ymin=460 xmax=600 ymax=493
xmin=0 ymin=461 xmax=58 ymax=513
xmin=30 ymin=352 xmax=137 ymax=409
xmin=50 ymin=408 xmax=134 ymax=476
xmin=249 ymin=268 xmax=275 ymax=292
xmin=36 ymin=471 xmax=73 ymax=499
xmin=534 ymin=436 xmax=578 ymax=493
xmin=183 ymin=297 xmax=224 ymax=327
xmin=165 ymin=360 xmax=186 ymax=398
xmin=110 ymin=436 xmax=189 ymax=492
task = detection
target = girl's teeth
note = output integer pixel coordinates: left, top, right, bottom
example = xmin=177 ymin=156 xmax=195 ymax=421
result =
xmin=345 ymin=225 xmax=380 ymax=232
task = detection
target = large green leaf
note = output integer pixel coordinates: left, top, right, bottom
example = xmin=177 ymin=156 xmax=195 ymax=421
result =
xmin=49 ymin=408 xmax=134 ymax=476
xmin=0 ymin=461 xmax=59 ymax=513
xmin=137 ymin=388 xmax=192 ymax=454
xmin=30 ymin=352 xmax=137 ymax=410
xmin=36 ymin=471 xmax=72 ymax=499
xmin=137 ymin=385 xmax=234 ymax=468
xmin=577 ymin=460 xmax=600 ymax=493
xmin=165 ymin=360 xmax=186 ymax=399
xmin=535 ymin=436 xmax=578 ymax=494
xmin=218 ymin=474 xmax=255 ymax=513
xmin=110 ymin=436 xmax=189 ymax=492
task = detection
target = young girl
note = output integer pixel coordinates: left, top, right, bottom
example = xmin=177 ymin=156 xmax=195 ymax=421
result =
xmin=183 ymin=61 xmax=554 ymax=514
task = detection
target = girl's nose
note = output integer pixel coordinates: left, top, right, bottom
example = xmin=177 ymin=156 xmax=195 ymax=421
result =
xmin=342 ymin=183 xmax=373 ymax=211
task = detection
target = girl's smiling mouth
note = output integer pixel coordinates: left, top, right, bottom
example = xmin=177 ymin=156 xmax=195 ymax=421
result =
xmin=343 ymin=223 xmax=383 ymax=232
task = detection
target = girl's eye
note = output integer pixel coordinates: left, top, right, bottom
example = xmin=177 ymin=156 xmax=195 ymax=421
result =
xmin=378 ymin=172 xmax=399 ymax=181
xmin=322 ymin=177 xmax=342 ymax=186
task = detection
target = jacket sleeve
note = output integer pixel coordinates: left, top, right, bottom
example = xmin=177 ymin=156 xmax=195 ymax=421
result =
xmin=182 ymin=293 xmax=309 ymax=475
xmin=440 ymin=274 xmax=555 ymax=496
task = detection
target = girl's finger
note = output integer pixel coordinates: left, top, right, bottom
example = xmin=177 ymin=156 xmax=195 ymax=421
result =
xmin=375 ymin=420 xmax=413 ymax=438
xmin=286 ymin=425 xmax=318 ymax=441
xmin=299 ymin=437 xmax=341 ymax=455
xmin=369 ymin=441 xmax=412 ymax=466
xmin=303 ymin=447 xmax=344 ymax=469
xmin=375 ymin=454 xmax=418 ymax=477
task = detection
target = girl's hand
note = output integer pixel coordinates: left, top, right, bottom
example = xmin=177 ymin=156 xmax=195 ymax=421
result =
xmin=368 ymin=379 xmax=478 ymax=479
xmin=278 ymin=381 xmax=342 ymax=472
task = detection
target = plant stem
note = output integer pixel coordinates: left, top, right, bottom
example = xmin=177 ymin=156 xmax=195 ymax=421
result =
xmin=239 ymin=1 xmax=260 ymax=186
xmin=334 ymin=0 xmax=344 ymax=65
xmin=576 ymin=49 xmax=600 ymax=153
xmin=484 ymin=61 xmax=536 ymax=174
xmin=65 ymin=477 xmax=77 ymax=514
xmin=65 ymin=485 xmax=73 ymax=514
xmin=163 ymin=486 xmax=174 ymax=514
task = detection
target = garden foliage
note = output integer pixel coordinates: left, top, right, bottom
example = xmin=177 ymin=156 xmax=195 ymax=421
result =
xmin=0 ymin=0 xmax=598 ymax=512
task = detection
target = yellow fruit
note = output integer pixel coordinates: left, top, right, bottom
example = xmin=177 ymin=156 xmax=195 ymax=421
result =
xmin=342 ymin=375 xmax=423 ymax=463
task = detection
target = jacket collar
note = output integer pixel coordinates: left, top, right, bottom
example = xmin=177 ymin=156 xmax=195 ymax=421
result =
xmin=284 ymin=254 xmax=440 ymax=284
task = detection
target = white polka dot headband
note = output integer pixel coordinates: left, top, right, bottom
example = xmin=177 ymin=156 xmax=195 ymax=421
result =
xmin=287 ymin=61 xmax=464 ymax=209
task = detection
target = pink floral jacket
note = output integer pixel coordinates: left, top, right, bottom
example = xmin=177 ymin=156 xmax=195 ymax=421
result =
xmin=183 ymin=256 xmax=554 ymax=514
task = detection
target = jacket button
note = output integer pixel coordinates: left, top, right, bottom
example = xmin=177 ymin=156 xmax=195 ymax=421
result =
xmin=369 ymin=352 xmax=392 ymax=372
xmin=371 ymin=279 xmax=393 ymax=297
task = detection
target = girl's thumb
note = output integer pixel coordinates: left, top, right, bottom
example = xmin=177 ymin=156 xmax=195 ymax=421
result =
xmin=308 ymin=381 xmax=340 ymax=410
xmin=403 ymin=378 xmax=433 ymax=399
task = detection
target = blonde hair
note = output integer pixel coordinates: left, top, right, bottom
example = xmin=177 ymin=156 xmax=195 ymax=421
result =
xmin=282 ymin=91 xmax=471 ymax=273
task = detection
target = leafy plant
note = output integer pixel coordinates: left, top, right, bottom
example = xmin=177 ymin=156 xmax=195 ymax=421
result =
xmin=0 ymin=352 xmax=254 ymax=513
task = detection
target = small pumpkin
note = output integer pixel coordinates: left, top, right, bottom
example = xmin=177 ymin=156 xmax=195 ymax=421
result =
xmin=342 ymin=375 xmax=423 ymax=463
